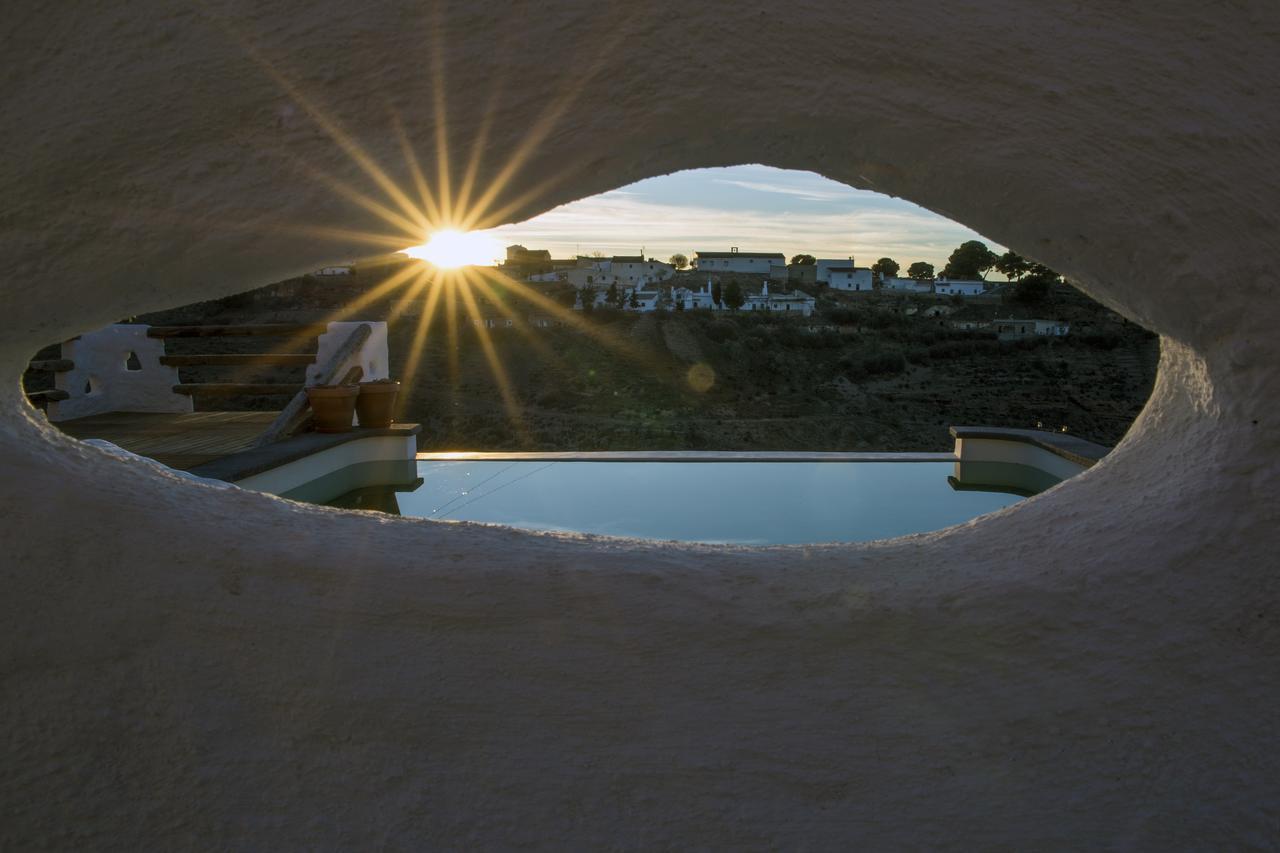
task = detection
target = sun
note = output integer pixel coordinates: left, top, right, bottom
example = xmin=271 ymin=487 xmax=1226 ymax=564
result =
xmin=404 ymin=229 xmax=501 ymax=268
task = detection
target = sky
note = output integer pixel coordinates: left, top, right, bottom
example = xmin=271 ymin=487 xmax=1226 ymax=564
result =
xmin=485 ymin=164 xmax=1006 ymax=270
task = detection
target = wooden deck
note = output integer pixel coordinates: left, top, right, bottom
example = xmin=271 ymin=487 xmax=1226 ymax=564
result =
xmin=57 ymin=411 xmax=279 ymax=470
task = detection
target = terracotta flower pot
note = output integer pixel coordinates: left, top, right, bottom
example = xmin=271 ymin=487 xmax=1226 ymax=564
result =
xmin=305 ymin=384 xmax=359 ymax=433
xmin=355 ymin=380 xmax=400 ymax=428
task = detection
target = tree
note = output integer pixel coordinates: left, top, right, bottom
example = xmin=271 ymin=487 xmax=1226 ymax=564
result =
xmin=941 ymin=240 xmax=998 ymax=280
xmin=994 ymin=251 xmax=1030 ymax=281
xmin=872 ymin=257 xmax=900 ymax=279
xmin=669 ymin=253 xmax=689 ymax=270
xmin=1025 ymin=262 xmax=1060 ymax=281
xmin=554 ymin=284 xmax=577 ymax=308
xmin=579 ymin=288 xmax=595 ymax=313
xmin=1010 ymin=263 xmax=1060 ymax=303
xmin=605 ymin=282 xmax=620 ymax=308
xmin=790 ymin=254 xmax=816 ymax=266
xmin=711 ymin=280 xmax=723 ymax=307
xmin=1011 ymin=277 xmax=1050 ymax=303
xmin=723 ymin=280 xmax=745 ymax=312
xmin=628 ymin=290 xmax=640 ymax=309
xmin=907 ymin=261 xmax=935 ymax=281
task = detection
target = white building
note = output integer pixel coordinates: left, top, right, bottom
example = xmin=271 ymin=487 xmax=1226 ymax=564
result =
xmin=609 ymin=256 xmax=674 ymax=287
xmin=315 ymin=265 xmax=352 ymax=276
xmin=882 ymin=276 xmax=933 ymax=294
xmin=567 ymin=256 xmax=674 ymax=290
xmin=577 ymin=280 xmax=815 ymax=317
xmin=694 ymin=250 xmax=786 ymax=276
xmin=934 ymin=278 xmax=988 ymax=297
xmin=743 ymin=282 xmax=817 ymax=317
xmin=827 ymin=267 xmax=874 ymax=291
xmin=630 ymin=290 xmax=662 ymax=311
xmin=1034 ymin=319 xmax=1070 ymax=336
xmin=566 ymin=258 xmax=610 ymax=290
xmin=992 ymin=318 xmax=1070 ymax=340
xmin=815 ymin=258 xmax=857 ymax=283
xmin=675 ymin=282 xmax=720 ymax=311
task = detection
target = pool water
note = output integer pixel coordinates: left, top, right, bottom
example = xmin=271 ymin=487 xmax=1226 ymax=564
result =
xmin=324 ymin=460 xmax=1061 ymax=545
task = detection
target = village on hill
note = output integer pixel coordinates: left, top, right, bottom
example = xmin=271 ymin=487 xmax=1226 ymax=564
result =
xmin=496 ymin=241 xmax=1073 ymax=340
xmin=51 ymin=236 xmax=1152 ymax=455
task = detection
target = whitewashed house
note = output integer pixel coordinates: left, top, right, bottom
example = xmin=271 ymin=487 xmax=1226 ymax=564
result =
xmin=567 ymin=255 xmax=674 ymax=290
xmin=827 ymin=267 xmax=875 ymax=291
xmin=693 ymin=249 xmax=786 ymax=276
xmin=676 ymin=282 xmax=721 ymax=310
xmin=815 ymin=258 xmax=857 ymax=284
xmin=629 ymin=289 xmax=662 ymax=311
xmin=934 ymin=278 xmax=988 ymax=297
xmin=882 ymin=276 xmax=933 ymax=294
xmin=567 ymin=258 xmax=611 ymax=290
xmin=743 ymin=282 xmax=817 ymax=317
xmin=609 ymin=256 xmax=675 ymax=287
xmin=315 ymin=265 xmax=353 ymax=276
xmin=992 ymin=318 xmax=1070 ymax=340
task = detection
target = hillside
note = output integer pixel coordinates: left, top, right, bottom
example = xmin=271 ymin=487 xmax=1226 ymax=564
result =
xmin=100 ymin=261 xmax=1159 ymax=452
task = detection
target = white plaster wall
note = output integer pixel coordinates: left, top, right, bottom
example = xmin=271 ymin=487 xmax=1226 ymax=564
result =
xmin=936 ymin=279 xmax=987 ymax=296
xmin=1 ymin=2 xmax=1278 ymax=848
xmin=884 ymin=276 xmax=933 ymax=293
xmin=234 ymin=434 xmax=418 ymax=495
xmin=48 ymin=325 xmax=191 ymax=421
xmin=829 ymin=269 xmax=874 ymax=291
xmin=696 ymin=256 xmax=779 ymax=274
xmin=306 ymin=321 xmax=390 ymax=385
xmin=954 ymin=437 xmax=1088 ymax=482
xmin=815 ymin=258 xmax=855 ymax=282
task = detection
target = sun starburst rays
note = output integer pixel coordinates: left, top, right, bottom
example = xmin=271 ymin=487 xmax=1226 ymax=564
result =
xmin=227 ymin=8 xmax=649 ymax=449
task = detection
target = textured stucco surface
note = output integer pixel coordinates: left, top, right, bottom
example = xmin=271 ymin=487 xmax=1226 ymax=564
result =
xmin=2 ymin=1 xmax=1278 ymax=848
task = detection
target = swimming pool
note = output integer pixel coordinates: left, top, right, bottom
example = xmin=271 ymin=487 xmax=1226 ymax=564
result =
xmin=319 ymin=459 xmax=1062 ymax=544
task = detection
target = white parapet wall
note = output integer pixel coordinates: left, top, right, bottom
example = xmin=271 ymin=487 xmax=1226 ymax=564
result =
xmin=954 ymin=437 xmax=1090 ymax=481
xmin=308 ymin=321 xmax=389 ymax=385
xmin=233 ymin=432 xmax=419 ymax=498
xmin=48 ymin=325 xmax=192 ymax=422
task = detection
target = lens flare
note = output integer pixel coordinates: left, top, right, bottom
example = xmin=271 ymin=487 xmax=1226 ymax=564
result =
xmin=405 ymin=229 xmax=501 ymax=268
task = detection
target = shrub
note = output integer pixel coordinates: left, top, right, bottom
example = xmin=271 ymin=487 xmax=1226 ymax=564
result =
xmin=704 ymin=320 xmax=739 ymax=342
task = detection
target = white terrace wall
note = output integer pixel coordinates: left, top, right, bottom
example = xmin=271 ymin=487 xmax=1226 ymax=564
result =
xmin=2 ymin=2 xmax=1278 ymax=849
xmin=306 ymin=321 xmax=390 ymax=385
xmin=48 ymin=324 xmax=191 ymax=421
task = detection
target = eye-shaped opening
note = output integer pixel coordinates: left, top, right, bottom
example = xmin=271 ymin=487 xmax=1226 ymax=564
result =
xmin=23 ymin=166 xmax=1158 ymax=545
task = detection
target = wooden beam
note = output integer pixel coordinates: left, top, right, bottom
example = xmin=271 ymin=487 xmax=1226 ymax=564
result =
xmin=253 ymin=323 xmax=372 ymax=446
xmin=26 ymin=389 xmax=71 ymax=402
xmin=26 ymin=359 xmax=75 ymax=372
xmin=159 ymin=353 xmax=316 ymax=367
xmin=146 ymin=324 xmax=329 ymax=338
xmin=173 ymin=383 xmax=303 ymax=396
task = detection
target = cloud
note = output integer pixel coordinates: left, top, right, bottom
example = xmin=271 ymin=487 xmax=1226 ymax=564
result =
xmin=485 ymin=167 xmax=1005 ymax=268
xmin=711 ymin=178 xmax=849 ymax=202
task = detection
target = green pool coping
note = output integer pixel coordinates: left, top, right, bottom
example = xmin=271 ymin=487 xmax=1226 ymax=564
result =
xmin=949 ymin=425 xmax=1110 ymax=468
xmin=415 ymin=451 xmax=957 ymax=463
